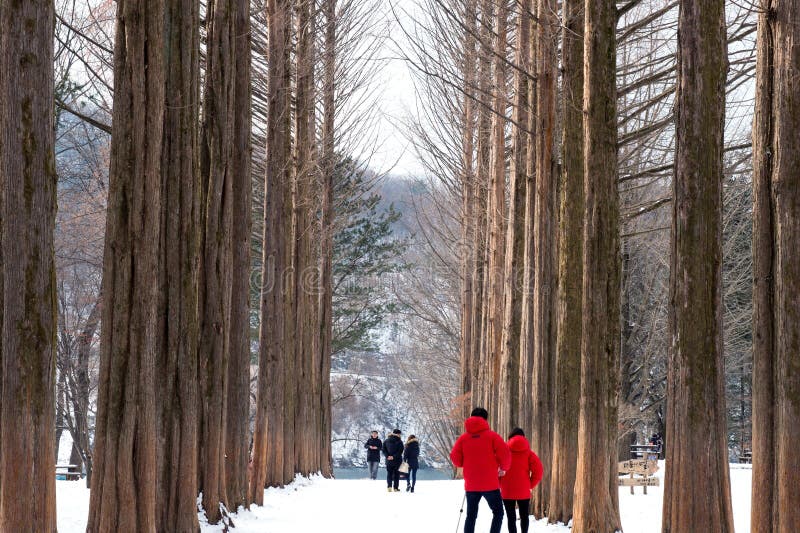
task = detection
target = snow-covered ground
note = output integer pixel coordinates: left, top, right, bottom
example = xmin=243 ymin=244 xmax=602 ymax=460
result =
xmin=56 ymin=463 xmax=753 ymax=532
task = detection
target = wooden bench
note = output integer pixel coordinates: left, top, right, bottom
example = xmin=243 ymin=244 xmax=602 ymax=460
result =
xmin=739 ymin=449 xmax=752 ymax=464
xmin=56 ymin=464 xmax=81 ymax=481
xmin=630 ymin=444 xmax=660 ymax=460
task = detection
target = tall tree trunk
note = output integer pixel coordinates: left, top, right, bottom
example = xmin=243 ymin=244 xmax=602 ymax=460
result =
xmin=662 ymin=1 xmax=733 ymax=531
xmin=517 ymin=18 xmax=538 ymax=447
xmin=549 ymin=0 xmax=583 ymax=523
xmin=618 ymin=244 xmax=637 ymax=462
xmin=571 ymin=0 xmax=621 ymax=531
xmin=318 ymin=0 xmax=337 ymax=479
xmin=250 ymin=0 xmax=294 ymax=503
xmin=483 ymin=0 xmax=508 ymax=418
xmin=531 ymin=0 xmax=558 ymax=516
xmin=200 ymin=0 xmax=237 ymax=522
xmin=751 ymin=2 xmax=800 ymax=532
xmin=69 ymin=442 xmax=83 ymax=473
xmin=497 ymin=0 xmax=532 ymax=439
xmin=472 ymin=0 xmax=493 ymax=410
xmin=459 ymin=0 xmax=477 ymax=419
xmin=226 ymin=0 xmax=254 ymax=511
xmin=56 ymin=368 xmax=66 ymax=460
xmin=87 ymin=1 xmax=165 ymax=530
xmin=0 ymin=1 xmax=57 ymax=530
xmin=75 ymin=297 xmax=100 ymax=488
xmin=282 ymin=15 xmax=298 ymax=481
xmin=294 ymin=0 xmax=318 ymax=476
xmin=157 ymin=0 xmax=201 ymax=530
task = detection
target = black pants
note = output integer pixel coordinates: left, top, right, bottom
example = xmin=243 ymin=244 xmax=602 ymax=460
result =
xmin=406 ymin=466 xmax=418 ymax=488
xmin=502 ymin=499 xmax=530 ymax=533
xmin=464 ymin=489 xmax=504 ymax=533
xmin=386 ymin=464 xmax=400 ymax=489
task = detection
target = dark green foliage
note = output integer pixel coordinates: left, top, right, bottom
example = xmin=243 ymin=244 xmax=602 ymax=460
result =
xmin=331 ymin=157 xmax=409 ymax=358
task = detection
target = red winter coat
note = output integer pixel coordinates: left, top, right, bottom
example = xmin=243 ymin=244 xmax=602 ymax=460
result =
xmin=499 ymin=435 xmax=544 ymax=500
xmin=450 ymin=416 xmax=512 ymax=492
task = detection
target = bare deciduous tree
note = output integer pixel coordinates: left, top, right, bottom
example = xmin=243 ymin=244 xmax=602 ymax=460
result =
xmin=87 ymin=2 xmax=165 ymax=529
xmin=663 ymin=1 xmax=734 ymax=531
xmin=572 ymin=0 xmax=622 ymax=531
xmin=0 ymin=1 xmax=58 ymax=529
xmin=751 ymin=1 xmax=800 ymax=531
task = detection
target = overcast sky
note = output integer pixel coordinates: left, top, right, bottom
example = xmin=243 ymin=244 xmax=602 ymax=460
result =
xmin=362 ymin=0 xmax=426 ymax=178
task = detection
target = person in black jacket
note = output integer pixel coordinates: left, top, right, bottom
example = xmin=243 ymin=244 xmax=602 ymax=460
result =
xmin=364 ymin=431 xmax=382 ymax=480
xmin=382 ymin=429 xmax=404 ymax=492
xmin=403 ymin=435 xmax=420 ymax=492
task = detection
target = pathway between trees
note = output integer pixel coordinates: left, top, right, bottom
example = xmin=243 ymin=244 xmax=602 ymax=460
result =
xmin=55 ymin=465 xmax=754 ymax=532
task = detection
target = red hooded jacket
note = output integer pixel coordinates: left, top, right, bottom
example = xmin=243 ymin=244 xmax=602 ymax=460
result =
xmin=499 ymin=435 xmax=544 ymax=500
xmin=450 ymin=417 xmax=512 ymax=492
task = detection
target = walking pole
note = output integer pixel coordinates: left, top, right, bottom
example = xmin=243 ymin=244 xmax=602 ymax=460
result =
xmin=455 ymin=493 xmax=466 ymax=533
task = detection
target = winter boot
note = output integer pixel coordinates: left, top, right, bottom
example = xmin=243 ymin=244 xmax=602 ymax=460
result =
xmin=406 ymin=485 xmax=411 ymax=492
xmin=387 ymin=487 xmax=393 ymax=493
xmin=410 ymin=486 xmax=415 ymax=493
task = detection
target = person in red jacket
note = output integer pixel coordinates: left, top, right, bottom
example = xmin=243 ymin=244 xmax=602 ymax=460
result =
xmin=450 ymin=407 xmax=512 ymax=533
xmin=499 ymin=428 xmax=543 ymax=533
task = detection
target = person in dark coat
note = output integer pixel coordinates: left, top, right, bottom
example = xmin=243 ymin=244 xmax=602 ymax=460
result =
xmin=364 ymin=430 xmax=382 ymax=480
xmin=499 ymin=428 xmax=543 ymax=533
xmin=450 ymin=407 xmax=512 ymax=533
xmin=382 ymin=429 xmax=404 ymax=492
xmin=403 ymin=435 xmax=421 ymax=492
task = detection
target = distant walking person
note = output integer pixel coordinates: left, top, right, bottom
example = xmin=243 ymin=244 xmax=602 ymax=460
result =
xmin=383 ymin=429 xmax=404 ymax=492
xmin=364 ymin=430 xmax=382 ymax=480
xmin=450 ymin=407 xmax=512 ymax=533
xmin=404 ymin=434 xmax=421 ymax=492
xmin=499 ymin=428 xmax=543 ymax=533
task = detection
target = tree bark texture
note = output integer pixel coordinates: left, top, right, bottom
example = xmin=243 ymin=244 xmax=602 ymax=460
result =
xmin=549 ymin=0 xmax=584 ymax=524
xmin=87 ymin=1 xmax=165 ymax=530
xmin=482 ymin=0 xmax=508 ymax=417
xmin=250 ymin=0 xmax=294 ymax=503
xmin=200 ymin=0 xmax=237 ymax=522
xmin=225 ymin=0 xmax=254 ymax=511
xmin=662 ymin=1 xmax=734 ymax=532
xmin=318 ymin=0 xmax=337 ymax=479
xmin=294 ymin=0 xmax=319 ymax=476
xmin=0 ymin=1 xmax=58 ymax=530
xmin=571 ymin=0 xmax=621 ymax=531
xmin=517 ymin=20 xmax=538 ymax=447
xmin=531 ymin=0 xmax=558 ymax=516
xmin=157 ymin=0 xmax=201 ymax=529
xmin=497 ymin=0 xmax=531 ymax=440
xmin=472 ymin=0 xmax=493 ymax=411
xmin=751 ymin=2 xmax=800 ymax=532
xmin=459 ymin=0 xmax=478 ymax=419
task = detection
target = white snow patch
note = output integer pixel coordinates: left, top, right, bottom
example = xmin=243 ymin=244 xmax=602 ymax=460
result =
xmin=56 ymin=481 xmax=91 ymax=532
xmin=56 ymin=464 xmax=754 ymax=532
xmin=57 ymin=431 xmax=75 ymax=465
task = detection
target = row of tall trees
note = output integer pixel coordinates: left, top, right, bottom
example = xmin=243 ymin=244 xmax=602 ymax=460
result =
xmin=84 ymin=0 xmax=255 ymax=529
xmin=0 ymin=0 xmax=377 ymax=529
xmin=437 ymin=1 xmax=625 ymax=528
xmin=403 ymin=0 xmax=798 ymax=532
xmin=50 ymin=0 xmax=387 ymax=493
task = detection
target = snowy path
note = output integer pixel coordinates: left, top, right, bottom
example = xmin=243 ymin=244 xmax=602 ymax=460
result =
xmin=201 ymin=477 xmax=568 ymax=533
xmin=56 ymin=464 xmax=753 ymax=532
